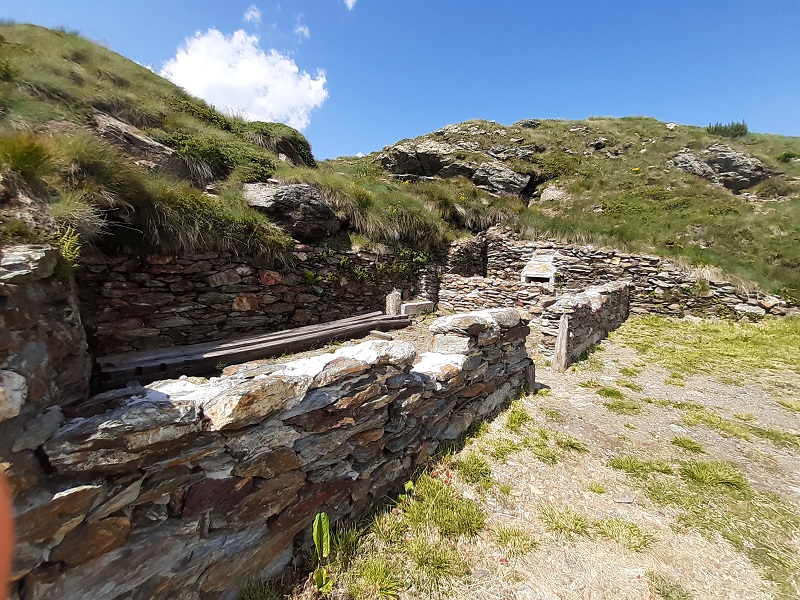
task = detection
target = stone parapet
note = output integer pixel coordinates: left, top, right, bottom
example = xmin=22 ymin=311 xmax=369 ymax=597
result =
xmin=6 ymin=308 xmax=533 ymax=599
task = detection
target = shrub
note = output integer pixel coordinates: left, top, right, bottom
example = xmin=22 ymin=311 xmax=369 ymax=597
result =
xmin=776 ymin=151 xmax=800 ymax=163
xmin=706 ymin=120 xmax=748 ymax=138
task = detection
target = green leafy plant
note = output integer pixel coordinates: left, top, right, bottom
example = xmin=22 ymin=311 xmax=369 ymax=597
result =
xmin=312 ymin=512 xmax=334 ymax=594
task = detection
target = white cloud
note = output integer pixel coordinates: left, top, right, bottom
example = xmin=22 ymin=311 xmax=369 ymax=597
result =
xmin=161 ymin=29 xmax=328 ymax=130
xmin=345 ymin=0 xmax=357 ymax=9
xmin=294 ymin=24 xmax=310 ymax=38
xmin=243 ymin=5 xmax=262 ymax=24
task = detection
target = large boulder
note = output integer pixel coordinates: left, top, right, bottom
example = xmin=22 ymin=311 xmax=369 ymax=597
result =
xmin=244 ymin=183 xmax=341 ymax=242
xmin=705 ymin=143 xmax=768 ymax=192
xmin=93 ymin=113 xmax=191 ymax=180
xmin=379 ymin=140 xmax=459 ymax=176
xmin=671 ymin=144 xmax=769 ymax=192
xmin=471 ymin=161 xmax=529 ymax=195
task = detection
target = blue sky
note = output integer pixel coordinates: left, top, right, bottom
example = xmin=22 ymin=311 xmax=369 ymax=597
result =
xmin=4 ymin=1 xmax=799 ymax=159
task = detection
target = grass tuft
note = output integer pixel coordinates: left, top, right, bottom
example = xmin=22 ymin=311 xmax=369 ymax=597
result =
xmin=495 ymin=526 xmax=538 ymax=557
xmin=238 ymin=580 xmax=282 ymax=600
xmin=596 ymin=386 xmax=624 ymax=400
xmin=402 ymin=474 xmax=485 ymax=538
xmin=671 ymin=436 xmax=705 ymax=454
xmin=451 ymin=453 xmax=492 ymax=488
xmin=647 ymin=571 xmax=693 ymax=600
xmin=678 ymin=460 xmax=751 ymax=495
xmin=609 ymin=456 xmax=673 ymax=477
xmin=594 ymin=517 xmax=654 ymax=552
xmin=604 ymin=399 xmax=642 ymax=415
xmin=539 ymin=504 xmax=591 ymax=539
xmin=504 ymin=400 xmax=531 ymax=433
xmin=588 ymin=481 xmax=606 ymax=494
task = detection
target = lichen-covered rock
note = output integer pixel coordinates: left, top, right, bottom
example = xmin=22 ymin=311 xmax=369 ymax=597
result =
xmin=0 ymin=370 xmax=27 ymax=422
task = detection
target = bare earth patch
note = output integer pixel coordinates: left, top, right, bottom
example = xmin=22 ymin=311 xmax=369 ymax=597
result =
xmin=441 ymin=317 xmax=800 ymax=600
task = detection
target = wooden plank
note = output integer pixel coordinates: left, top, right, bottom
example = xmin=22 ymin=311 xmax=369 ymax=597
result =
xmin=103 ymin=316 xmax=411 ymax=376
xmin=98 ymin=311 xmax=387 ymax=367
xmin=100 ymin=317 xmax=411 ymax=388
xmin=100 ymin=314 xmax=409 ymax=372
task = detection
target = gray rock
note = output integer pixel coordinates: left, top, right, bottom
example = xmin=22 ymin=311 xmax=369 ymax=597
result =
xmin=733 ymin=303 xmax=766 ymax=316
xmin=515 ymin=119 xmax=542 ymax=129
xmin=670 ymin=151 xmax=719 ymax=181
xmin=438 ymin=160 xmax=477 ymax=179
xmin=705 ymin=144 xmax=768 ymax=191
xmin=471 ymin=161 xmax=529 ymax=195
xmin=0 ymin=245 xmax=59 ymax=284
xmin=0 ymin=370 xmax=27 ymax=422
xmin=538 ymin=185 xmax=572 ymax=203
xmin=244 ymin=183 xmax=340 ymax=242
xmin=671 ymin=145 xmax=769 ymax=192
xmin=12 ymin=406 xmax=62 ymax=451
xmin=93 ymin=113 xmax=191 ymax=179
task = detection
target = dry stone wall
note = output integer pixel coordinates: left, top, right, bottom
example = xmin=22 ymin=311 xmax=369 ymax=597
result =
xmin=0 ymin=246 xmax=91 ymax=491
xmin=77 ymin=245 xmax=427 ymax=357
xmin=481 ymin=228 xmax=791 ymax=318
xmin=543 ymin=282 xmax=631 ymax=370
xmin=7 ymin=308 xmax=533 ymax=600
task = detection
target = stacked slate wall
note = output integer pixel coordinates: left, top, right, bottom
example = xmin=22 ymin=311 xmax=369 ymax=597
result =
xmin=542 ymin=282 xmax=631 ymax=370
xmin=8 ymin=308 xmax=534 ymax=600
xmin=481 ymin=228 xmax=790 ymax=318
xmin=77 ymin=244 xmax=429 ymax=357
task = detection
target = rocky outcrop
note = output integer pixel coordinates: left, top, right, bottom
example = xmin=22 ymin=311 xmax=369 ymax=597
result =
xmin=7 ymin=309 xmax=534 ymax=599
xmin=93 ymin=112 xmax=191 ymax=179
xmin=671 ymin=144 xmax=770 ymax=192
xmin=244 ymin=183 xmax=341 ymax=242
xmin=379 ymin=140 xmax=533 ymax=196
xmin=538 ymin=185 xmax=572 ymax=203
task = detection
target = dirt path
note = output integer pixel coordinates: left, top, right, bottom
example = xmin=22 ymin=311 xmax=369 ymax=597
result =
xmin=445 ymin=326 xmax=800 ymax=600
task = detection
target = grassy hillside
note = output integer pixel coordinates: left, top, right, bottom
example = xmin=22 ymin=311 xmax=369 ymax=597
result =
xmin=1 ymin=24 xmax=799 ymax=301
xmin=336 ymin=117 xmax=800 ymax=301
xmin=0 ymin=24 xmax=313 ymax=257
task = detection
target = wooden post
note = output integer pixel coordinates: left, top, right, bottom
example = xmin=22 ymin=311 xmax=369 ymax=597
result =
xmin=553 ymin=314 xmax=571 ymax=372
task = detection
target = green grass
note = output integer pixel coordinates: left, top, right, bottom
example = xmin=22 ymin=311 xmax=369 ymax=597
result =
xmin=333 ymin=470 xmax=486 ymax=599
xmin=671 ymin=436 xmax=705 ymax=454
xmin=495 ymin=526 xmax=538 ymax=557
xmin=777 ymin=399 xmax=800 ymax=413
xmin=596 ymin=386 xmax=624 ymax=400
xmin=608 ymin=456 xmax=674 ymax=477
xmin=238 ymin=580 xmax=282 ymax=600
xmin=679 ymin=405 xmax=800 ymax=448
xmin=647 ymin=572 xmax=694 ymax=600
xmin=604 ymin=399 xmax=643 ymax=415
xmin=593 ymin=517 xmax=654 ymax=552
xmin=678 ymin=460 xmax=751 ymax=496
xmin=615 ymin=457 xmax=800 ymax=597
xmin=542 ymin=408 xmax=562 ymax=420
xmin=616 ymin=379 xmax=643 ymax=392
xmin=612 ymin=316 xmax=800 ymax=378
xmin=402 ymin=474 xmax=485 ymax=538
xmin=620 ymin=367 xmax=641 ymax=378
xmin=504 ymin=399 xmax=531 ymax=433
xmin=451 ymin=453 xmax=492 ymax=488
xmin=539 ymin=504 xmax=591 ymax=539
xmin=487 ymin=438 xmax=520 ymax=462
xmin=588 ymin=481 xmax=606 ymax=494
